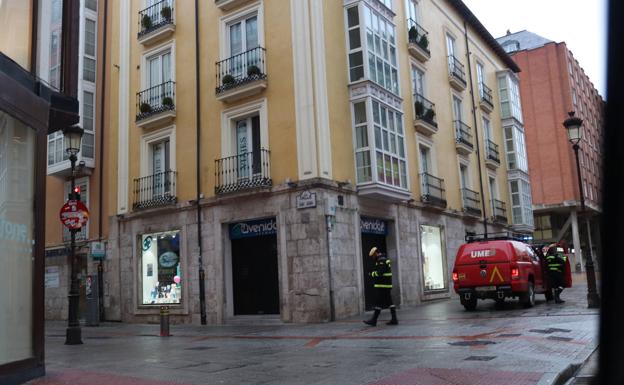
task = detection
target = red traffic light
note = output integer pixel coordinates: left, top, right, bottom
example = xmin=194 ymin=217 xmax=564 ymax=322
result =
xmin=73 ymin=186 xmax=81 ymax=194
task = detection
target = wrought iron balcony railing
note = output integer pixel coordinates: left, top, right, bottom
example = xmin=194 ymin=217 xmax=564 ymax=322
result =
xmin=138 ymin=0 xmax=174 ymax=37
xmin=461 ymin=188 xmax=481 ymax=216
xmin=492 ymin=199 xmax=507 ymax=222
xmin=486 ymin=139 xmax=500 ymax=163
xmin=454 ymin=120 xmax=473 ymax=148
xmin=480 ymin=82 xmax=494 ymax=108
xmin=133 ymin=170 xmax=177 ymax=209
xmin=215 ymin=47 xmax=267 ymax=94
xmin=414 ymin=93 xmax=437 ymax=127
xmin=215 ymin=148 xmax=272 ymax=194
xmin=136 ymin=80 xmax=175 ymax=121
xmin=420 ymin=172 xmax=446 ymax=208
xmin=407 ymin=19 xmax=430 ymax=55
xmin=448 ymin=55 xmax=466 ymax=85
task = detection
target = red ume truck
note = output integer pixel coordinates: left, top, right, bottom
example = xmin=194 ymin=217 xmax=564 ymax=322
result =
xmin=452 ymin=238 xmax=570 ymax=311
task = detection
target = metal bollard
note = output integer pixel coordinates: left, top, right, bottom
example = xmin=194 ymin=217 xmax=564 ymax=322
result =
xmin=160 ymin=306 xmax=170 ymax=337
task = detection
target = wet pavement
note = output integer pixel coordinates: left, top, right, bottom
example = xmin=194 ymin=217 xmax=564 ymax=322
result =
xmin=29 ymin=274 xmax=598 ymax=385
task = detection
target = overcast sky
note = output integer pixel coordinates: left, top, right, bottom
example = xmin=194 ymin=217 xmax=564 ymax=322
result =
xmin=461 ymin=0 xmax=608 ymax=98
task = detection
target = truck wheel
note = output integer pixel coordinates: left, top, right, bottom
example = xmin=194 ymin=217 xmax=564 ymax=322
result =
xmin=544 ymin=288 xmax=554 ymax=301
xmin=461 ymin=297 xmax=477 ymax=311
xmin=521 ymin=282 xmax=535 ymax=308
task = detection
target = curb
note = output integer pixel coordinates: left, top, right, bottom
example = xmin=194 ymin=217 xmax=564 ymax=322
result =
xmin=537 ymin=363 xmax=581 ymax=385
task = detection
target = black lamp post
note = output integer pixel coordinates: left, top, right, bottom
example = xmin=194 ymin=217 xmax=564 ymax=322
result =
xmin=63 ymin=124 xmax=84 ymax=345
xmin=562 ymin=111 xmax=600 ymax=309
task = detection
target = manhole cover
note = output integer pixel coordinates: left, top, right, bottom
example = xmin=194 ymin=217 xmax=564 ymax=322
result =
xmin=498 ymin=333 xmax=521 ymax=337
xmin=465 ymin=356 xmax=496 ymax=361
xmin=449 ymin=340 xmax=496 ymax=346
xmin=186 ymin=346 xmax=215 ymax=351
xmin=547 ymin=336 xmax=573 ymax=342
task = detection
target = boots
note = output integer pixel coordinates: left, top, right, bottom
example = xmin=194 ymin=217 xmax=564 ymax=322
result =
xmin=386 ymin=306 xmax=398 ymax=325
xmin=555 ymin=287 xmax=565 ymax=304
xmin=363 ymin=308 xmax=381 ymax=326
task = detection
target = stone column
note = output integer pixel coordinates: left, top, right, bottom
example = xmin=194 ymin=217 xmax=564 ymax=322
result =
xmin=571 ymin=210 xmax=584 ymax=273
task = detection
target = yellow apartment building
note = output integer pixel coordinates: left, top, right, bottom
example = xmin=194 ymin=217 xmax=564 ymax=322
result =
xmin=102 ymin=0 xmax=533 ymax=324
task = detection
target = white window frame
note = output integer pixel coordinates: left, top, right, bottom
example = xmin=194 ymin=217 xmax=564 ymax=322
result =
xmin=488 ymin=171 xmax=498 ymax=215
xmin=141 ymin=40 xmax=176 ymax=91
xmin=219 ymin=2 xmax=264 ymax=61
xmin=457 ymin=157 xmax=471 ymax=190
xmin=476 ymin=60 xmax=485 ymax=98
xmin=141 ymin=126 xmax=177 ymax=178
xmin=352 ymin=99 xmax=372 ymax=184
xmin=405 ymin=0 xmax=420 ymax=23
xmin=416 ymin=132 xmax=436 ymax=176
xmin=221 ymin=98 xmax=269 ymax=158
xmin=411 ymin=61 xmax=425 ymax=96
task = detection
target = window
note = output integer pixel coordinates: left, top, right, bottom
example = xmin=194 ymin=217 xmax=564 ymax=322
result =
xmin=85 ymin=0 xmax=97 ymax=11
xmin=419 ymin=145 xmax=431 ymax=174
xmin=452 ymin=95 xmax=462 ymax=121
xmin=233 ymin=115 xmax=261 ymax=179
xmin=498 ymin=74 xmax=523 ymax=122
xmin=406 ymin=0 xmax=419 ymax=22
xmin=63 ymin=178 xmax=89 ymax=241
xmin=482 ymin=116 xmax=492 ymax=141
xmin=82 ymin=91 xmax=95 ymax=159
xmin=47 ymin=132 xmax=67 ymax=165
xmin=372 ymin=100 xmax=407 ymax=188
xmin=534 ymin=215 xmax=553 ymax=240
xmin=411 ymin=65 xmax=424 ymax=96
xmin=141 ymin=230 xmax=182 ymax=305
xmin=420 ymin=225 xmax=447 ymax=291
xmin=459 ymin=163 xmax=469 ymax=189
xmin=147 ymin=50 xmax=172 ymax=88
xmin=503 ymin=125 xmax=528 ymax=172
xmin=346 ymin=6 xmax=364 ymax=82
xmin=379 ymin=0 xmax=393 ymax=9
xmin=363 ymin=5 xmax=398 ymax=94
xmin=502 ymin=40 xmax=519 ymax=53
xmin=225 ymin=13 xmax=260 ymax=79
xmin=509 ymin=179 xmax=533 ymax=226
xmin=83 ymin=18 xmax=97 ymax=82
xmin=446 ymin=34 xmax=456 ymax=72
xmin=489 ymin=176 xmax=497 ymax=214
xmin=354 ymin=102 xmax=371 ymax=183
xmin=476 ymin=62 xmax=485 ymax=98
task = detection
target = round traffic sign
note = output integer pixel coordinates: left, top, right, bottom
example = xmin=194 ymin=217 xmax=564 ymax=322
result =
xmin=59 ymin=200 xmax=89 ymax=230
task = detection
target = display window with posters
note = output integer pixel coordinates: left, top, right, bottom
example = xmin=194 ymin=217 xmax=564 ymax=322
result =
xmin=140 ymin=230 xmax=182 ymax=305
xmin=420 ymin=225 xmax=448 ymax=292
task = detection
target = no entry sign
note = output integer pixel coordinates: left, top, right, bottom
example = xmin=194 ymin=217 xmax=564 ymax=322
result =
xmin=59 ymin=200 xmax=89 ymax=230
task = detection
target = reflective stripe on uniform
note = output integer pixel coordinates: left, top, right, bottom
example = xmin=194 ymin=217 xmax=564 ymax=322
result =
xmin=374 ymin=284 xmax=392 ymax=288
xmin=382 ymin=273 xmax=392 ymax=277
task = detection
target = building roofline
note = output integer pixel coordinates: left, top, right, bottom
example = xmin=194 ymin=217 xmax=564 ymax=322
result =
xmin=449 ymin=0 xmax=522 ymax=73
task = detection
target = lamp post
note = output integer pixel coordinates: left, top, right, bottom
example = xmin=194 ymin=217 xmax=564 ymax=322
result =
xmin=562 ymin=111 xmax=600 ymax=309
xmin=63 ymin=124 xmax=84 ymax=344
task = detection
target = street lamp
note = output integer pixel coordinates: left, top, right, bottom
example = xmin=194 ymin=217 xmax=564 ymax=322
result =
xmin=562 ymin=111 xmax=600 ymax=309
xmin=63 ymin=124 xmax=84 ymax=345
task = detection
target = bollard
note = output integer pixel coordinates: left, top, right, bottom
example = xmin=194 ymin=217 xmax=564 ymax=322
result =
xmin=160 ymin=305 xmax=170 ymax=337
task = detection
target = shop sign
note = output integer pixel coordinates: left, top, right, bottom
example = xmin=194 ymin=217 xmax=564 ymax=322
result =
xmin=90 ymin=241 xmax=106 ymax=260
xmin=230 ymin=218 xmax=277 ymax=239
xmin=360 ymin=217 xmax=388 ymax=235
xmin=59 ymin=200 xmax=89 ymax=230
xmin=296 ymin=190 xmax=317 ymax=209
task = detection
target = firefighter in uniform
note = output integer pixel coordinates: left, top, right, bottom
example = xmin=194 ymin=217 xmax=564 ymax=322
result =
xmin=546 ymin=245 xmax=567 ymax=304
xmin=363 ymin=247 xmax=398 ymax=326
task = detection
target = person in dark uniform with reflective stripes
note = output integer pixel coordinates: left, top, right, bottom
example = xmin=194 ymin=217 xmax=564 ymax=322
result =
xmin=546 ymin=245 xmax=567 ymax=304
xmin=363 ymin=247 xmax=398 ymax=326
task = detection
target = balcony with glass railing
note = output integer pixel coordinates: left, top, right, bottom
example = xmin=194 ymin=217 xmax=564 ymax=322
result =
xmin=420 ymin=172 xmax=447 ymax=208
xmin=215 ymin=47 xmax=267 ymax=103
xmin=479 ymin=82 xmax=494 ymax=112
xmin=138 ymin=0 xmax=175 ymax=45
xmin=215 ymin=149 xmax=272 ymax=194
xmin=454 ymin=120 xmax=473 ymax=155
xmin=461 ymin=188 xmax=481 ymax=216
xmin=485 ymin=139 xmax=501 ymax=168
xmin=413 ymin=93 xmax=438 ymax=136
xmin=448 ymin=55 xmax=467 ymax=91
xmin=136 ymin=81 xmax=176 ymax=128
xmin=492 ymin=199 xmax=507 ymax=223
xmin=133 ymin=170 xmax=177 ymax=210
xmin=407 ymin=19 xmax=430 ymax=62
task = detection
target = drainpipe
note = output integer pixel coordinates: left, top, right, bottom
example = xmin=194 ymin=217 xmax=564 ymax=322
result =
xmin=325 ymin=214 xmax=336 ymax=321
xmin=194 ymin=0 xmax=207 ymax=325
xmin=463 ymin=21 xmax=488 ymax=237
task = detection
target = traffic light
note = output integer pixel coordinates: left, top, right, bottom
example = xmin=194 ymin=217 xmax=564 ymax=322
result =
xmin=68 ymin=186 xmax=81 ymax=201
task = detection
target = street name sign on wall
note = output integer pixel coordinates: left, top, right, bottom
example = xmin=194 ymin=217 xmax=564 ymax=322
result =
xmin=59 ymin=200 xmax=89 ymax=230
xmin=296 ymin=190 xmax=317 ymax=209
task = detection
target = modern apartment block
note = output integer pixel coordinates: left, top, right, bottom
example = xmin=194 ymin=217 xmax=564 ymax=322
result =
xmin=101 ymin=0 xmax=532 ymax=324
xmin=40 ymin=0 xmax=107 ymax=320
xmin=496 ymin=30 xmax=604 ymax=271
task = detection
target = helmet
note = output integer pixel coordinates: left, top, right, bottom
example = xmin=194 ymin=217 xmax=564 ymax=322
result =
xmin=369 ymin=247 xmax=378 ymax=257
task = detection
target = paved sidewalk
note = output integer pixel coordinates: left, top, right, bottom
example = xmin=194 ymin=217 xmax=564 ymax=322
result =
xmin=28 ymin=276 xmax=598 ymax=385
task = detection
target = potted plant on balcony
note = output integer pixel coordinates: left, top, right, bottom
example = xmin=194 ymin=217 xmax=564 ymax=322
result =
xmin=139 ymin=102 xmax=152 ymax=114
xmin=162 ymin=96 xmax=174 ymax=108
xmin=424 ymin=108 xmax=436 ymax=122
xmin=247 ymin=65 xmax=261 ymax=77
xmin=419 ymin=34 xmax=429 ymax=51
xmin=408 ymin=26 xmax=418 ymax=43
xmin=414 ymin=100 xmax=424 ymax=117
xmin=222 ymin=74 xmax=235 ymax=87
xmin=160 ymin=5 xmax=172 ymax=21
xmin=141 ymin=14 xmax=153 ymax=31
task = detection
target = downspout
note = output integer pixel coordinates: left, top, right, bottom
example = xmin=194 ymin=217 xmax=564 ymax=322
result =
xmin=463 ymin=21 xmax=488 ymax=237
xmin=30 ymin=0 xmax=39 ymax=75
xmin=97 ymin=0 xmax=109 ymax=321
xmin=194 ymin=0 xmax=207 ymax=325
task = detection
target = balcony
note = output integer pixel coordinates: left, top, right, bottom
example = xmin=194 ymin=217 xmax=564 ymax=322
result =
xmin=215 ymin=149 xmax=272 ymax=194
xmin=407 ymin=19 xmax=430 ymax=62
xmin=133 ymin=171 xmax=177 ymax=210
xmin=413 ymin=94 xmax=438 ymax=136
xmin=454 ymin=120 xmax=473 ymax=155
xmin=215 ymin=47 xmax=267 ymax=103
xmin=448 ymin=55 xmax=467 ymax=91
xmin=420 ymin=172 xmax=447 ymax=208
xmin=461 ymin=188 xmax=482 ymax=217
xmin=492 ymin=199 xmax=507 ymax=223
xmin=214 ymin=0 xmax=251 ymax=11
xmin=136 ymin=81 xmax=176 ymax=128
xmin=137 ymin=0 xmax=175 ymax=46
xmin=485 ymin=139 xmax=501 ymax=169
xmin=479 ymin=83 xmax=494 ymax=112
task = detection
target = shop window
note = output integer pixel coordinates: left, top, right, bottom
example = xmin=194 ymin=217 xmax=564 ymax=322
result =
xmin=420 ymin=225 xmax=446 ymax=291
xmin=140 ymin=230 xmax=181 ymax=305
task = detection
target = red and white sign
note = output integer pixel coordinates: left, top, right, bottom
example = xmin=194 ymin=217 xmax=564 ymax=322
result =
xmin=59 ymin=200 xmax=89 ymax=230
